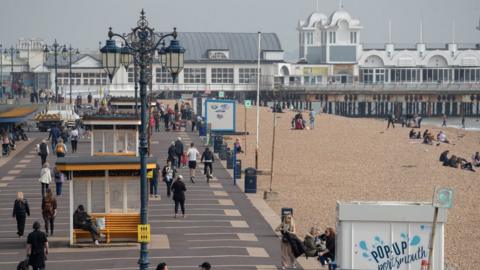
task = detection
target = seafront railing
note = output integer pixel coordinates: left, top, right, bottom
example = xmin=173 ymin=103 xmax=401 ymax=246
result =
xmin=274 ymin=82 xmax=480 ymax=92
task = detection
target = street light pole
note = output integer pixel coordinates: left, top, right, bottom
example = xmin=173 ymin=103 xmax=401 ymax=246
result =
xmin=63 ymin=45 xmax=79 ymax=104
xmin=4 ymin=46 xmax=19 ymax=99
xmin=100 ymin=10 xmax=185 ymax=270
xmin=0 ymin=44 xmax=3 ymax=99
xmin=44 ymin=40 xmax=64 ymax=103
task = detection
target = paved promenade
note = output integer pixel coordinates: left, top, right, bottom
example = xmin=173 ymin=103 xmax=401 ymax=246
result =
xmin=0 ymin=128 xmax=284 ymax=269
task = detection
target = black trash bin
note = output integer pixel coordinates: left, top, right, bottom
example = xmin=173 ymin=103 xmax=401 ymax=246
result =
xmin=234 ymin=160 xmax=242 ymax=179
xmin=226 ymin=148 xmax=233 ymax=169
xmin=281 ymin=207 xmax=294 ymax=221
xmin=219 ymin=143 xmax=228 ymax=160
xmin=214 ymin=135 xmax=223 ymax=153
xmin=244 ymin=167 xmax=256 ymax=193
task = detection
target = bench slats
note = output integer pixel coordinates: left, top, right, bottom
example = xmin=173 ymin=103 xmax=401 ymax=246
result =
xmin=73 ymin=213 xmax=140 ymax=244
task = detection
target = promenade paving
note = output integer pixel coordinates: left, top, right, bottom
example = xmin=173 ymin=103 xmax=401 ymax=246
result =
xmin=0 ymin=128 xmax=285 ymax=269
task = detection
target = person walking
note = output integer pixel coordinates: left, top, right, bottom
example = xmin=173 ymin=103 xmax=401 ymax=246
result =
xmin=2 ymin=130 xmax=10 ymax=156
xmin=187 ymin=143 xmax=200 ymax=183
xmin=154 ymin=111 xmax=160 ymax=132
xmin=73 ymin=205 xmax=102 ymax=245
xmin=55 ymin=138 xmax=67 ymax=158
xmin=26 ymin=221 xmax=48 ymax=270
xmin=387 ymin=113 xmax=395 ymax=129
xmin=309 ymin=109 xmax=316 ymax=129
xmin=70 ymin=127 xmax=79 ymax=153
xmin=171 ymin=175 xmax=187 ymax=218
xmin=53 ymin=167 xmax=65 ymax=196
xmin=201 ymin=147 xmax=215 ymax=180
xmin=149 ymin=163 xmax=160 ymax=198
xmin=41 ymin=189 xmax=57 ymax=236
xmin=156 ymin=262 xmax=169 ymax=270
xmin=275 ymin=214 xmax=297 ymax=270
xmin=37 ymin=139 xmax=49 ymax=166
xmin=12 ymin=192 xmax=30 ymax=237
xmin=174 ymin=137 xmax=184 ymax=168
xmin=48 ymin=125 xmax=60 ymax=152
xmin=168 ymin=141 xmax=177 ymax=166
xmin=162 ymin=160 xmax=176 ymax=198
xmin=442 ymin=114 xmax=447 ymax=127
xmin=461 ymin=116 xmax=465 ymax=129
xmin=39 ymin=163 xmax=52 ymax=198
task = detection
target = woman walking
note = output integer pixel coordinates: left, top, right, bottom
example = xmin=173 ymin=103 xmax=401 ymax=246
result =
xmin=53 ymin=167 xmax=65 ymax=196
xmin=275 ymin=214 xmax=297 ymax=270
xmin=2 ymin=130 xmax=10 ymax=156
xmin=171 ymin=175 xmax=187 ymax=218
xmin=39 ymin=163 xmax=52 ymax=198
xmin=12 ymin=192 xmax=30 ymax=237
xmin=55 ymin=138 xmax=67 ymax=158
xmin=70 ymin=127 xmax=79 ymax=153
xmin=162 ymin=160 xmax=176 ymax=198
xmin=37 ymin=139 xmax=49 ymax=166
xmin=41 ymin=189 xmax=57 ymax=236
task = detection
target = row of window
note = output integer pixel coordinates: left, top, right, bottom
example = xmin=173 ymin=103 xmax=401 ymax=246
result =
xmin=57 ymin=72 xmax=108 ymax=85
xmin=360 ymin=68 xmax=480 ymax=83
xmin=128 ymin=67 xmax=259 ymax=84
xmin=302 ymin=31 xmax=357 ymax=45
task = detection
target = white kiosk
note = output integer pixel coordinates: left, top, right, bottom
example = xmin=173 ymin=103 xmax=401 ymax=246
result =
xmin=336 ymin=201 xmax=447 ymax=270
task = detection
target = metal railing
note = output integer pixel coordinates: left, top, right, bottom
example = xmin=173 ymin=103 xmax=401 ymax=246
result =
xmin=274 ymin=82 xmax=480 ymax=92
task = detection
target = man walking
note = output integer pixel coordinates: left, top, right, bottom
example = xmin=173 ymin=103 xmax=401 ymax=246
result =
xmin=442 ymin=114 xmax=447 ymax=127
xmin=37 ymin=139 xmax=49 ymax=166
xmin=167 ymin=142 xmax=177 ymax=166
xmin=309 ymin=109 xmax=316 ymax=129
xmin=187 ymin=143 xmax=200 ymax=183
xmin=26 ymin=221 xmax=48 ymax=270
xmin=387 ymin=113 xmax=395 ymax=129
xmin=174 ymin=137 xmax=184 ymax=168
xmin=162 ymin=160 xmax=176 ymax=197
xmin=48 ymin=126 xmax=60 ymax=152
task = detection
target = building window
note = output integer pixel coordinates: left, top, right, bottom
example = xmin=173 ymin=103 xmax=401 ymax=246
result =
xmin=321 ymin=31 xmax=327 ymax=44
xmin=209 ymin=51 xmax=229 ymax=60
xmin=329 ymin=32 xmax=336 ymax=44
xmin=83 ymin=79 xmax=88 ymax=85
xmin=211 ymin=68 xmax=234 ymax=84
xmin=350 ymin=32 xmax=357 ymax=44
xmin=128 ymin=68 xmax=135 ymax=83
xmin=76 ymin=79 xmax=81 ymax=85
xmin=184 ymin=68 xmax=206 ymax=84
xmin=307 ymin=32 xmax=314 ymax=45
xmin=155 ymin=67 xmax=173 ymax=83
xmin=239 ymin=68 xmax=259 ymax=84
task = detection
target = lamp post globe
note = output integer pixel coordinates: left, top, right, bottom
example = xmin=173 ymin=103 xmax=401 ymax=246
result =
xmin=164 ymin=38 xmax=185 ymax=82
xmin=120 ymin=46 xmax=134 ymax=71
xmin=100 ymin=39 xmax=121 ymax=82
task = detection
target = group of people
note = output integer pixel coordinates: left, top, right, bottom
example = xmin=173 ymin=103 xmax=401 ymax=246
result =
xmin=155 ymin=101 xmax=196 ymax=132
xmin=276 ymin=214 xmax=336 ymax=270
xmin=291 ymin=109 xmax=317 ymax=130
xmin=439 ymin=150 xmax=478 ymax=172
xmin=409 ymin=129 xmax=451 ymax=145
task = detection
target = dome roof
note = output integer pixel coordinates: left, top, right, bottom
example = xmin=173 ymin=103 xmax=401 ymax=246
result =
xmin=304 ymin=12 xmax=328 ymax=27
xmin=328 ymin=9 xmax=352 ymax=26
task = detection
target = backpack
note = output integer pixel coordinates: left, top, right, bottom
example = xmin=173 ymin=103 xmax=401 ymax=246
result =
xmin=43 ymin=198 xmax=55 ymax=218
xmin=55 ymin=144 xmax=65 ymax=154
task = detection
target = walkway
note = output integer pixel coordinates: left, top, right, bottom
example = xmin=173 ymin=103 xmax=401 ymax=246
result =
xmin=0 ymin=128 xmax=284 ymax=269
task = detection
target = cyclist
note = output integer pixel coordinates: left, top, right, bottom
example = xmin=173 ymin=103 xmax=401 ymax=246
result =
xmin=200 ymin=147 xmax=214 ymax=182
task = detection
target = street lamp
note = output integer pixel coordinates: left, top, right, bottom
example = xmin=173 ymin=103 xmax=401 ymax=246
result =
xmin=62 ymin=45 xmax=79 ymax=104
xmin=44 ymin=40 xmax=65 ymax=103
xmin=3 ymin=46 xmax=20 ymax=99
xmin=100 ymin=9 xmax=185 ymax=270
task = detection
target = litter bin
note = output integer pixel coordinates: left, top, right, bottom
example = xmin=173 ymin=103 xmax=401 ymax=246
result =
xmin=281 ymin=207 xmax=294 ymax=221
xmin=214 ymin=135 xmax=223 ymax=153
xmin=219 ymin=143 xmax=228 ymax=160
xmin=244 ymin=167 xmax=256 ymax=193
xmin=226 ymin=148 xmax=233 ymax=169
xmin=234 ymin=160 xmax=242 ymax=179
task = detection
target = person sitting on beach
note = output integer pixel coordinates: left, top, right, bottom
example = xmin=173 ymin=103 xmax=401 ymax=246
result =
xmin=457 ymin=157 xmax=475 ymax=172
xmin=423 ymin=131 xmax=434 ymax=145
xmin=416 ymin=132 xmax=421 ymax=139
xmin=437 ymin=131 xmax=450 ymax=144
xmin=439 ymin=150 xmax=450 ymax=163
xmin=422 ymin=129 xmax=429 ymax=139
xmin=471 ymin=152 xmax=480 ymax=167
xmin=409 ymin=129 xmax=417 ymax=139
xmin=448 ymin=155 xmax=458 ymax=168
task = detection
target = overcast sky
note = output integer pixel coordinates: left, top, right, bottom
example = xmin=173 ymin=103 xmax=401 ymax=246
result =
xmin=1 ymin=0 xmax=479 ymax=57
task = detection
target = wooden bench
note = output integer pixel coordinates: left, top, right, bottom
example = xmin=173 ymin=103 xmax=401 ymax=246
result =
xmin=73 ymin=213 xmax=140 ymax=244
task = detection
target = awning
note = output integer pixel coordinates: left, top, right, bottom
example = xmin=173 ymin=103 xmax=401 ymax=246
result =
xmin=56 ymin=156 xmax=157 ymax=171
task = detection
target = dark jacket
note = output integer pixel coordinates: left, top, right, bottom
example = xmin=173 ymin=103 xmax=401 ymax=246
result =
xmin=41 ymin=197 xmax=57 ymax=219
xmin=48 ymin=127 xmax=60 ymax=141
xmin=201 ymin=150 xmax=214 ymax=162
xmin=13 ymin=199 xmax=30 ymax=217
xmin=73 ymin=210 xmax=91 ymax=229
xmin=39 ymin=142 xmax=48 ymax=156
xmin=171 ymin=179 xmax=186 ymax=201
xmin=284 ymin=231 xmax=305 ymax=258
xmin=324 ymin=235 xmax=336 ymax=260
xmin=439 ymin=151 xmax=449 ymax=163
xmin=174 ymin=140 xmax=184 ymax=155
xmin=168 ymin=145 xmax=177 ymax=160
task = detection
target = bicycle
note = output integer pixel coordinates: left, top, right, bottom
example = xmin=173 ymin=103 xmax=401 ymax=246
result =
xmin=204 ymin=162 xmax=213 ymax=183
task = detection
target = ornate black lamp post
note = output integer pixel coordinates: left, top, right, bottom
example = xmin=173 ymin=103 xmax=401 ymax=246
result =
xmin=44 ymin=40 xmax=65 ymax=103
xmin=100 ymin=10 xmax=185 ymax=270
xmin=62 ymin=45 xmax=79 ymax=104
xmin=3 ymin=46 xmax=20 ymax=99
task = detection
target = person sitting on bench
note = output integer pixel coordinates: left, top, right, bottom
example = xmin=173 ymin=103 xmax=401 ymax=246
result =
xmin=73 ymin=205 xmax=102 ymax=245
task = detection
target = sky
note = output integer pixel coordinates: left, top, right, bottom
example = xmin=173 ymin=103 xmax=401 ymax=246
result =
xmin=1 ymin=0 xmax=479 ymax=59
